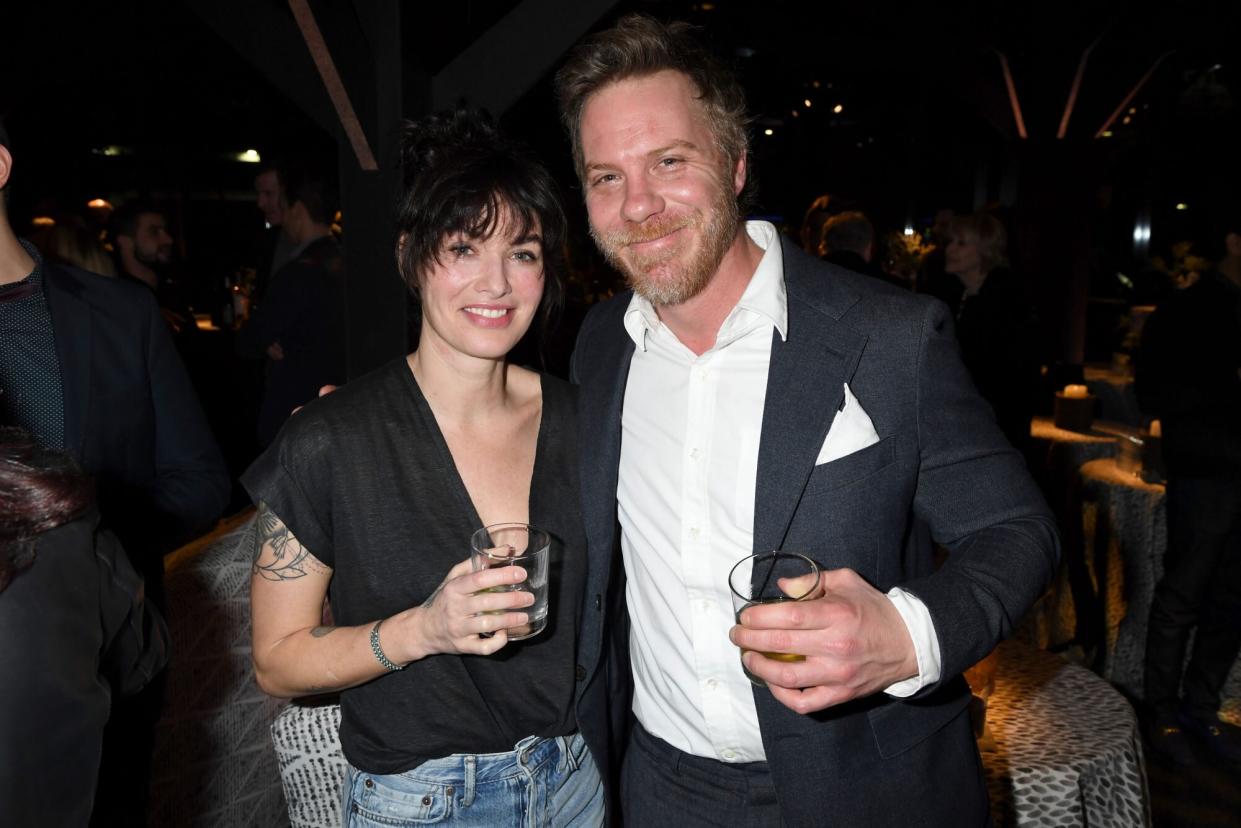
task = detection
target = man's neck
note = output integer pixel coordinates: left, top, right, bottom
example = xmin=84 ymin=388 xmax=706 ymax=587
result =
xmin=657 ymin=225 xmax=765 ymax=355
xmin=290 ymin=224 xmax=331 ymax=250
xmin=122 ymin=255 xmax=159 ymax=289
xmin=0 ymin=222 xmax=35 ymax=286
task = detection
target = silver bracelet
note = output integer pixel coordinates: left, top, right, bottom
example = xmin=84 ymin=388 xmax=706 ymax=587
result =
xmin=370 ymin=619 xmax=403 ymax=672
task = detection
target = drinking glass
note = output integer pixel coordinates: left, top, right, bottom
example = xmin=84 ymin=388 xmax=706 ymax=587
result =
xmin=470 ymin=523 xmax=550 ymax=641
xmin=728 ymin=551 xmax=820 ymax=687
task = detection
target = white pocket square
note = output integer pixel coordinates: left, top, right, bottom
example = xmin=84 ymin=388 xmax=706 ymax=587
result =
xmin=816 ymin=383 xmax=880 ymax=465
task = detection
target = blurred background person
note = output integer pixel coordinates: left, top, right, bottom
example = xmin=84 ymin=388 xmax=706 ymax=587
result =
xmin=1136 ymin=214 xmax=1241 ymax=766
xmin=944 ymin=211 xmax=1039 ymax=455
xmin=819 ymin=209 xmax=906 ymax=288
xmin=254 ymin=157 xmax=297 ymax=304
xmin=43 ymin=212 xmax=115 ymax=276
xmin=109 ymin=198 xmax=198 ymax=339
xmin=0 ymin=426 xmax=168 ymax=826
xmin=237 ymin=159 xmax=345 ymax=447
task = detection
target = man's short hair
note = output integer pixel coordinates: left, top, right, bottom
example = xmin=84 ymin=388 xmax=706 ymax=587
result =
xmin=280 ymin=160 xmax=337 ymax=226
xmin=108 ymin=199 xmax=164 ymax=242
xmin=555 ymin=13 xmax=754 ymax=210
xmin=820 ymin=211 xmax=874 ymax=257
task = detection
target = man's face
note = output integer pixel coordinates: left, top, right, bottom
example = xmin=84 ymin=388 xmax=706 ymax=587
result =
xmin=579 ymin=70 xmax=742 ymax=306
xmin=133 ymin=213 xmax=174 ymax=265
xmin=255 ymin=170 xmax=286 ymax=226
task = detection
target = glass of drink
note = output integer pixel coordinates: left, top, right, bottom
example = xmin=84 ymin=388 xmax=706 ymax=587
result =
xmin=470 ymin=523 xmax=550 ymax=641
xmin=728 ymin=551 xmax=820 ymax=687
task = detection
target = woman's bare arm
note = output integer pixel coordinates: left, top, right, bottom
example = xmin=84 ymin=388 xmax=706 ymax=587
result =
xmin=249 ymin=503 xmax=534 ymax=698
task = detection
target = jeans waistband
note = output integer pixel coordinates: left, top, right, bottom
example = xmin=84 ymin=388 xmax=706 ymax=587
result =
xmin=399 ymin=732 xmax=582 ymax=787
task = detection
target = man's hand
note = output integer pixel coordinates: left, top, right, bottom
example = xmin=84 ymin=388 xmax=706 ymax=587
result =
xmin=266 ymin=341 xmax=285 ymax=361
xmin=291 ymin=385 xmax=338 ymax=417
xmin=728 ymin=568 xmax=919 ymax=714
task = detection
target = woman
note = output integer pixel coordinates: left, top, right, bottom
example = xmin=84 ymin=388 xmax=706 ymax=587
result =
xmin=0 ymin=427 xmax=167 ymax=825
xmin=243 ymin=111 xmax=603 ymax=827
xmin=944 ymin=212 xmax=1039 ymax=454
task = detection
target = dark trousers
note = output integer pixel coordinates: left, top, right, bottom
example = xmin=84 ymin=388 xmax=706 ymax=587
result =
xmin=620 ymin=721 xmax=783 ymax=828
xmin=1145 ymin=476 xmax=1241 ymax=719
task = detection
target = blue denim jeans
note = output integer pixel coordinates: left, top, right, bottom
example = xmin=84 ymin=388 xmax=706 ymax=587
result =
xmin=343 ymin=732 xmax=604 ymax=827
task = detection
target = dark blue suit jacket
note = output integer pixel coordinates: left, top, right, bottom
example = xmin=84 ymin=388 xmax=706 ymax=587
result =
xmin=43 ymin=263 xmax=229 ymax=596
xmin=570 ymin=238 xmax=1059 ymax=826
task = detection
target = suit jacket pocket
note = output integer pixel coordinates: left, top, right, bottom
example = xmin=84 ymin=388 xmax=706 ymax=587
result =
xmin=866 ymin=678 xmax=971 ymax=759
xmin=802 ymin=436 xmax=896 ymax=499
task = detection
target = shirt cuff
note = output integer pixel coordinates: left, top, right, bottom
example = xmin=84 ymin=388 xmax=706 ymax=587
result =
xmin=882 ymin=587 xmax=942 ymax=698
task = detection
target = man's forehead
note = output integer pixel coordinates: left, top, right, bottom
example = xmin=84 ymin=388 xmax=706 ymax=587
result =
xmin=138 ymin=213 xmax=167 ymax=230
xmin=580 ymin=71 xmax=714 ymax=161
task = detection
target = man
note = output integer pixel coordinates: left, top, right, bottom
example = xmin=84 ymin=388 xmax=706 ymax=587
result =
xmin=109 ymin=199 xmax=197 ymax=337
xmin=254 ymin=160 xmax=298 ymax=300
xmin=818 ymin=210 xmax=904 ymax=288
xmin=237 ymin=160 xmax=345 ymax=446
xmin=557 ymin=16 xmax=1059 ymax=826
xmin=0 ymin=122 xmax=229 ymax=825
xmin=1136 ymin=219 xmax=1241 ymax=767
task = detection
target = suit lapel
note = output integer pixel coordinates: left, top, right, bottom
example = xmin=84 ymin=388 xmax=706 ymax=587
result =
xmin=753 ymin=242 xmax=868 ymax=554
xmin=578 ymin=310 xmax=635 ymax=590
xmin=43 ymin=266 xmax=92 ymax=460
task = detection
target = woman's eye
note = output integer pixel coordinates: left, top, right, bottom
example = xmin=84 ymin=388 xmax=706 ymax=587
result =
xmin=512 ymin=249 xmax=540 ymax=262
xmin=448 ymin=243 xmax=473 ymax=257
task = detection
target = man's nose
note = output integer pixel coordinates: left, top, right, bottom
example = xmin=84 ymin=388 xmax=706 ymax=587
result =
xmin=620 ymin=175 xmax=665 ymax=225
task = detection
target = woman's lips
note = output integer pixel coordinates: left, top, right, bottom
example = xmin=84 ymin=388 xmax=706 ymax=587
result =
xmin=462 ymin=306 xmax=514 ymax=328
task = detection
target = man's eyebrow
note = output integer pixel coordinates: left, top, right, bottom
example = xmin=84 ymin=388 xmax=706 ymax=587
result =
xmin=584 ymin=139 xmax=703 ymax=174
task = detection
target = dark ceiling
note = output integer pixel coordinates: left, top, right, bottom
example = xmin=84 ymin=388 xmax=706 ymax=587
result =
xmin=2 ymin=1 xmax=1238 ymax=238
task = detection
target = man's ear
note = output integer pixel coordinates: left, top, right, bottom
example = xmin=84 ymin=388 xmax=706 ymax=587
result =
xmin=0 ymin=145 xmax=12 ymax=191
xmin=732 ymin=153 xmax=747 ymax=197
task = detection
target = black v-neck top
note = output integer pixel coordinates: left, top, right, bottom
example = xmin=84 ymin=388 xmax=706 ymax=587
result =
xmin=242 ymin=357 xmax=585 ymax=773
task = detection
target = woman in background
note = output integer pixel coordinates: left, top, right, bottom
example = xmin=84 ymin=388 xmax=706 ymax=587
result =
xmin=0 ymin=427 xmax=167 ymax=825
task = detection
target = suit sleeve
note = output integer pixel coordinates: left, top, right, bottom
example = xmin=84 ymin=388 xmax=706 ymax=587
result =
xmin=142 ymin=294 xmax=230 ymax=549
xmin=901 ymin=300 xmax=1060 ymax=682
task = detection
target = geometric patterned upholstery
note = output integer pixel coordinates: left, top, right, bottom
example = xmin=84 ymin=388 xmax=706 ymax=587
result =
xmin=148 ymin=513 xmax=290 ymax=827
xmin=270 ymin=702 xmax=346 ymax=828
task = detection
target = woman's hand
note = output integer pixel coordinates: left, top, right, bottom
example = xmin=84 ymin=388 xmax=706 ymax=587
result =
xmin=396 ymin=558 xmax=534 ymax=660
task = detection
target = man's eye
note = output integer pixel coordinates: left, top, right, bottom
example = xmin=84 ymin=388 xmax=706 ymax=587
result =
xmin=592 ymin=173 xmax=618 ymax=186
xmin=659 ymin=157 xmax=681 ymax=168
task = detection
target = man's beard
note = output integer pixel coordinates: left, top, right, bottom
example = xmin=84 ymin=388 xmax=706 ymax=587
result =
xmin=591 ymin=183 xmax=739 ymax=306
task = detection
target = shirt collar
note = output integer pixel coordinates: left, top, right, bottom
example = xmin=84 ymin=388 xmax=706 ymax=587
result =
xmin=0 ymin=239 xmax=45 ymax=302
xmin=623 ymin=220 xmax=788 ymax=351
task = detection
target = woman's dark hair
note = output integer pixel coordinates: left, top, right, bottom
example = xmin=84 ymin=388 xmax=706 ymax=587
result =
xmin=0 ymin=427 xmax=94 ymax=592
xmin=396 ymin=109 xmax=567 ymax=355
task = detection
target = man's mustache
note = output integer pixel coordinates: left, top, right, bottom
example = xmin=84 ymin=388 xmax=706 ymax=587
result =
xmin=597 ymin=212 xmax=698 ymax=249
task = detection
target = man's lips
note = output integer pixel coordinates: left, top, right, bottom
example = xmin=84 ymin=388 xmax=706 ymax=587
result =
xmin=627 ymin=225 xmax=685 ymax=252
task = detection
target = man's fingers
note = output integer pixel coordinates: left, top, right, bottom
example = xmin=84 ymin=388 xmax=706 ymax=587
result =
xmin=465 ymin=564 xmax=528 ymax=593
xmin=472 ymin=588 xmax=535 ymax=614
xmin=777 ymin=572 xmax=822 ymax=600
xmin=318 ymin=384 xmax=337 ymax=398
xmin=767 ymin=682 xmax=849 ymax=715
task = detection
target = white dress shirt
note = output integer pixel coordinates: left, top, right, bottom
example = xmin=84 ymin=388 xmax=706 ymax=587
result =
xmin=617 ymin=221 xmax=941 ymax=763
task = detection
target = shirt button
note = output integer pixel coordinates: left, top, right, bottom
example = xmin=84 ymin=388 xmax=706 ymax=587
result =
xmin=706 ymin=678 xmax=718 ymax=690
xmin=722 ymin=749 xmax=737 ymax=760
xmin=689 ymin=447 xmax=700 ymax=459
xmin=575 ymin=664 xmax=586 ymax=681
xmin=689 ymin=527 xmax=700 ymax=540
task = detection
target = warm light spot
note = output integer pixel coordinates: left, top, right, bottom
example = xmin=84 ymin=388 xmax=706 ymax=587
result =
xmin=804 ymin=99 xmax=812 ymax=108
xmin=87 ymin=198 xmax=113 ymax=210
xmin=1128 ymin=107 xmax=1137 ymax=115
xmin=237 ymin=149 xmax=261 ymax=163
xmin=832 ymin=104 xmax=844 ymax=114
xmin=1101 ymin=130 xmax=1114 ymax=138
xmin=764 ymin=128 xmax=774 ymax=136
xmin=32 ymin=216 xmax=55 ymax=227
xmin=903 ymin=224 xmax=914 ymax=237
xmin=791 ymin=110 xmax=799 ymax=118
xmin=1122 ymin=116 xmax=1132 ymax=125
xmin=1175 ymin=202 xmax=1189 ymax=211
xmin=812 ymin=80 xmax=821 ymax=89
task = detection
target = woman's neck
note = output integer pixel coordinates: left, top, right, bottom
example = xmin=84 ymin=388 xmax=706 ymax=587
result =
xmin=408 ymin=341 xmax=510 ymax=425
xmin=957 ymin=267 xmax=989 ymax=296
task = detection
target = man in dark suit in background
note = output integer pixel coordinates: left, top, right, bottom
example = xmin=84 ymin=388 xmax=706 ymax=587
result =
xmin=0 ymin=122 xmax=229 ymax=825
xmin=557 ymin=16 xmax=1059 ymax=826
xmin=237 ymin=160 xmax=346 ymax=447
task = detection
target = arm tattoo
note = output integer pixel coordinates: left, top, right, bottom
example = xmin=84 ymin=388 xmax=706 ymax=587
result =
xmin=252 ymin=502 xmax=327 ymax=581
xmin=309 ymin=626 xmax=336 ymax=638
xmin=422 ymin=584 xmax=445 ymax=609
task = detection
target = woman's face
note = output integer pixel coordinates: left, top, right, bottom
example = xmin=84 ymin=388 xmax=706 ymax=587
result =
xmin=945 ymin=231 xmax=983 ymax=277
xmin=416 ymin=214 xmax=546 ymax=364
